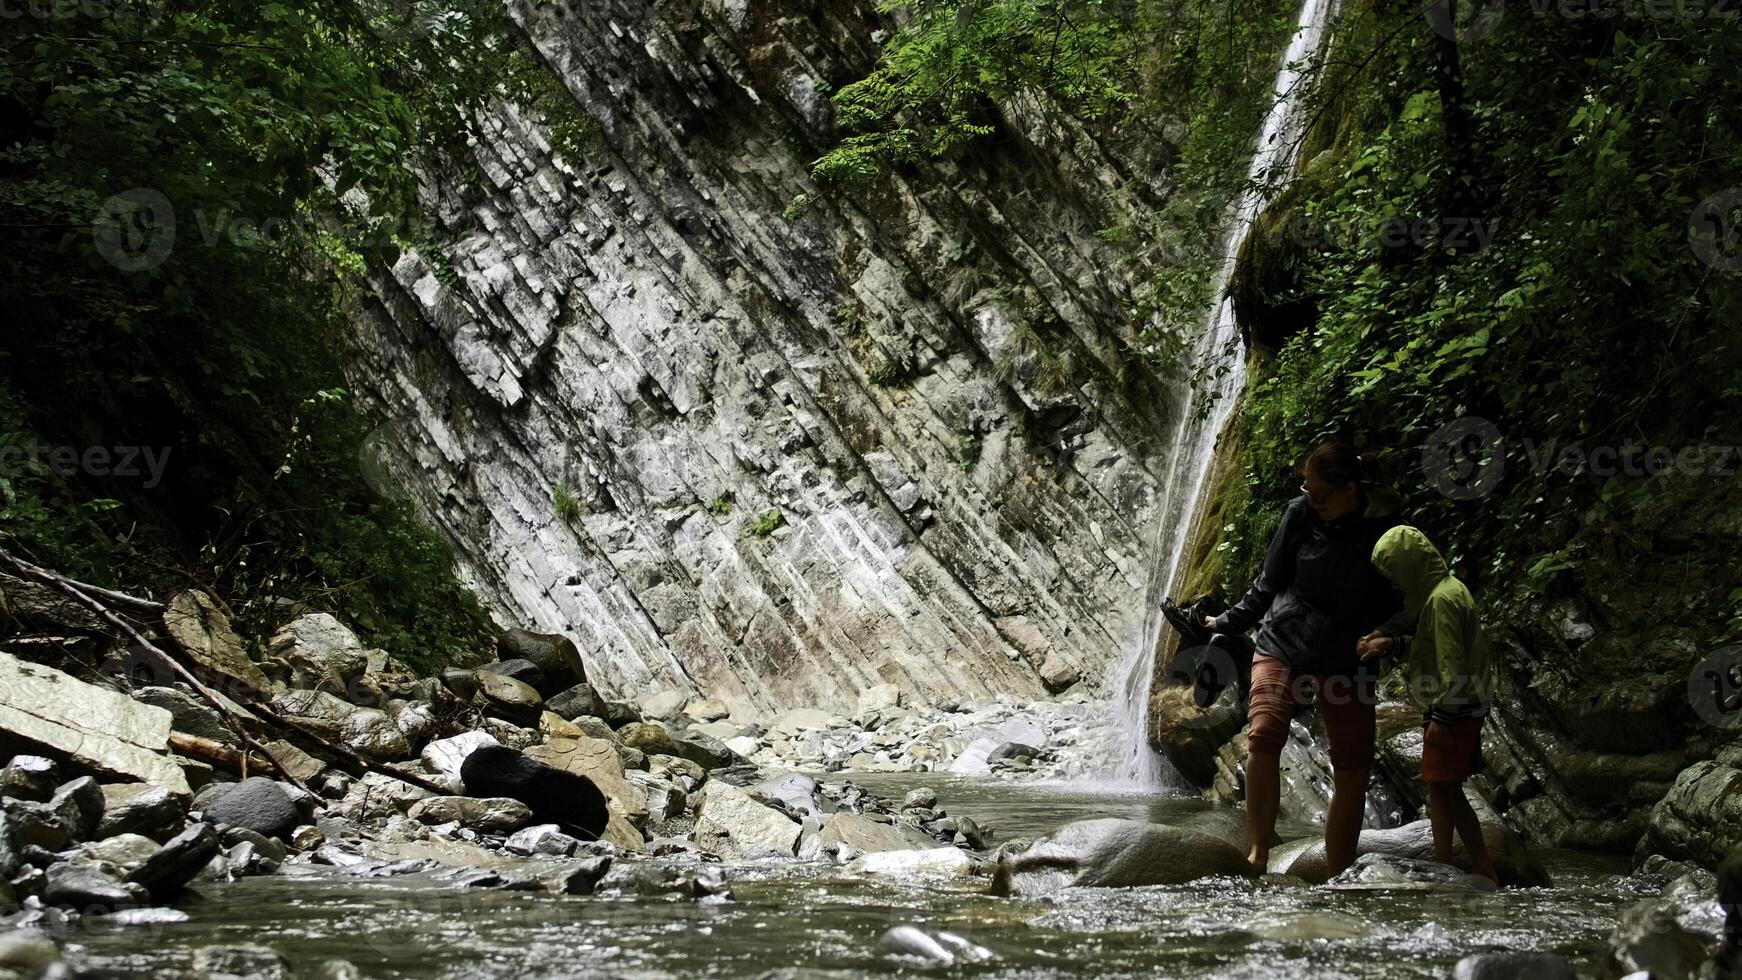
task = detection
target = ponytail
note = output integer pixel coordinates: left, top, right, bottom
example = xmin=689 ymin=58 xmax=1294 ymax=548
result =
xmin=1303 ymin=440 xmax=1375 ymax=487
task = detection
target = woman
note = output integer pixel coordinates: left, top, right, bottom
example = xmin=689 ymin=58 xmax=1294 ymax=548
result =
xmin=1205 ymin=441 xmax=1406 ymax=876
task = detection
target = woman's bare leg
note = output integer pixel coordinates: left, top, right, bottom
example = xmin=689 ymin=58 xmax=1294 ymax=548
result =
xmin=1325 ymin=767 xmax=1369 ymax=877
xmin=1245 ymin=750 xmax=1281 ymax=872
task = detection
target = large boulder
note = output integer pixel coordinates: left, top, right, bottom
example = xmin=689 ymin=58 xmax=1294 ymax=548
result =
xmin=422 ymin=730 xmax=500 ymax=791
xmin=338 ymin=709 xmax=411 ymax=763
xmin=524 ymin=737 xmax=649 ymax=825
xmin=405 ymin=797 xmax=534 ymax=834
xmin=991 ymin=819 xmax=1254 ymax=896
xmin=458 ymin=744 xmax=608 ymax=842
xmin=618 ymin=721 xmax=679 ymax=757
xmin=670 ymin=731 xmax=742 ymax=772
xmin=126 ymin=822 xmax=220 ymax=902
xmin=691 ymin=781 xmax=801 ymax=859
xmin=496 ymin=629 xmax=587 ymax=696
xmin=97 ymin=784 xmax=188 ymax=842
xmin=134 ymin=687 xmax=240 ymax=749
xmin=1146 ymin=683 xmax=1245 ymax=788
xmin=1604 ymin=868 xmax=1727 ymax=980
xmin=1641 ymin=760 xmax=1742 ymax=872
xmin=0 ymin=653 xmax=190 ymax=795
xmin=163 ymin=590 xmax=269 ymax=697
xmin=640 ymin=690 xmax=688 ymax=723
xmin=267 ymin=613 xmax=369 ymax=694
xmin=471 ymin=671 xmax=544 ymax=726
xmin=199 ymin=778 xmax=302 ymax=841
xmin=1268 ymin=818 xmax=1550 ymax=887
xmin=820 ymin=813 xmax=939 ymax=854
xmin=547 ymin=683 xmax=608 ymax=721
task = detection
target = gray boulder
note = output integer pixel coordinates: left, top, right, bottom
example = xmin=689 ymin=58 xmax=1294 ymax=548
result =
xmin=991 ymin=819 xmax=1254 ymax=896
xmin=496 ymin=629 xmax=587 ymax=696
xmin=548 ymin=683 xmax=607 ymax=721
xmin=49 ymin=776 xmax=105 ymax=842
xmin=406 ymin=796 xmax=534 ymax=834
xmin=163 ymin=590 xmax=270 ymax=696
xmin=1269 ymin=818 xmax=1549 ymax=888
xmin=267 ymin=613 xmax=369 ymax=694
xmin=339 ymin=708 xmax=411 ymax=762
xmin=471 ymin=670 xmax=544 ymax=726
xmin=43 ymin=862 xmax=149 ymax=910
xmin=0 ymin=755 xmax=59 ymax=801
xmin=671 ymin=731 xmax=742 ymax=772
xmin=134 ymin=686 xmax=240 ymax=748
xmin=1452 ymin=952 xmax=1576 ymax=980
xmin=479 ymin=658 xmax=545 ymax=691
xmin=201 ymin=778 xmax=301 ymax=841
xmin=874 ymin=925 xmax=994 ymax=967
xmin=5 ymin=799 xmax=71 ymax=850
xmin=127 ymin=822 xmax=220 ymax=902
xmin=97 ymin=784 xmax=188 ymax=842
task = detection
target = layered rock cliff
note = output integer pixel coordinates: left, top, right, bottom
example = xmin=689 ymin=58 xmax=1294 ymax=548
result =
xmin=345 ymin=0 xmax=1195 ymax=713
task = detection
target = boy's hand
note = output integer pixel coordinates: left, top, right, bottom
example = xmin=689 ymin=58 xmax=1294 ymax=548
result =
xmin=1358 ymin=633 xmax=1393 ymax=660
xmin=1203 ymin=615 xmax=1219 ymax=630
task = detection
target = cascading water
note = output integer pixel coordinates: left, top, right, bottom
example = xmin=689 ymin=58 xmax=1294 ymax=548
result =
xmin=1105 ymin=0 xmax=1341 ymax=787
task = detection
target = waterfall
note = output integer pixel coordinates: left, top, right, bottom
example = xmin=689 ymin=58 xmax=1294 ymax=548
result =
xmin=1104 ymin=0 xmax=1341 ymax=787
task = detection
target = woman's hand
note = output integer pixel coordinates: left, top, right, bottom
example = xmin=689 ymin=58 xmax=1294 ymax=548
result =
xmin=1358 ymin=632 xmax=1393 ymax=660
xmin=1204 ymin=615 xmax=1219 ymax=631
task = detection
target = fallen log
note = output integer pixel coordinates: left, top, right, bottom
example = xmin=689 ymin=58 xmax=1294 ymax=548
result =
xmin=168 ymin=732 xmax=281 ymax=780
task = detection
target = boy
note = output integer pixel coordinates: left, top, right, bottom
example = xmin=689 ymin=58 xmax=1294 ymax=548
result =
xmin=1359 ymin=525 xmax=1499 ymax=884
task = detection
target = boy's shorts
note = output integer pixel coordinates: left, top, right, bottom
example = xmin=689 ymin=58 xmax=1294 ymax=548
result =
xmin=1422 ymin=715 xmax=1484 ymax=783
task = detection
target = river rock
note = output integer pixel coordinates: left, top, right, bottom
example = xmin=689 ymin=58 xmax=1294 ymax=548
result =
xmin=471 ymin=670 xmax=544 ymax=726
xmin=821 ymin=813 xmax=939 ymax=854
xmin=75 ymin=833 xmax=161 ymax=873
xmin=423 ymin=730 xmax=500 ymax=790
xmin=640 ymin=690 xmax=688 ymax=722
xmin=201 ymin=778 xmax=301 ymax=841
xmin=390 ymin=700 xmax=439 ymax=747
xmin=1038 ymin=654 xmax=1081 ymax=692
xmin=1453 ymin=952 xmax=1577 ymax=980
xmin=903 ymin=787 xmax=939 ymax=811
xmin=339 ymin=708 xmax=411 ymax=762
xmin=683 ymin=698 xmax=731 ymax=723
xmin=480 ymin=657 xmax=545 ymax=691
xmin=545 ymin=855 xmax=614 ymax=895
xmin=496 ymin=629 xmax=587 ymax=696
xmin=503 ymin=823 xmax=583 ymax=857
xmin=947 ymin=738 xmax=999 ymax=775
xmin=1269 ymin=818 xmax=1550 ymax=887
xmin=459 ymin=744 xmax=608 ymax=841
xmin=671 ymin=731 xmax=741 ymax=771
xmin=126 ymin=821 xmax=220 ymax=902
xmin=271 ymin=688 xmax=357 ymax=725
xmin=191 ymin=943 xmax=291 ymax=980
xmin=440 ymin=668 xmax=479 ymax=702
xmin=268 ymin=613 xmax=368 ymax=692
xmin=525 ymin=737 xmax=648 ymax=824
xmin=756 ymin=772 xmax=831 ymax=820
xmin=628 ymin=770 xmax=685 ymax=821
xmin=333 ymin=772 xmax=432 ymax=821
xmin=97 ymin=784 xmax=187 ymax=842
xmin=407 ymin=796 xmax=534 ymax=834
xmin=547 ymin=682 xmax=607 ymax=720
xmin=0 ymin=755 xmax=58 ymax=801
xmin=164 ymin=590 xmax=270 ymax=696
xmin=49 ymin=776 xmax=105 ymax=842
xmin=1641 ymin=760 xmax=1742 ymax=872
xmin=993 ymin=819 xmax=1253 ymax=896
xmin=618 ymin=721 xmax=680 ymax=757
xmin=874 ymin=925 xmax=994 ymax=966
xmin=43 ymin=862 xmax=148 ymax=910
xmin=0 ymin=653 xmax=190 ymax=795
xmin=134 ymin=686 xmax=240 ymax=748
xmin=848 ymin=847 xmax=980 ymax=878
xmin=1326 ymin=853 xmax=1497 ymax=892
xmin=0 ymin=933 xmax=61 ymax=975
xmin=692 ymin=781 xmax=801 ymax=858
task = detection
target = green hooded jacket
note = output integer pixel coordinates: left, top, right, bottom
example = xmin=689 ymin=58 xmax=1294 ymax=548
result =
xmin=1370 ymin=526 xmax=1493 ymax=717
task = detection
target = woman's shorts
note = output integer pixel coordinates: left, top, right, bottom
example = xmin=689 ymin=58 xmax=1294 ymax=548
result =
xmin=1422 ymin=715 xmax=1484 ymax=783
xmin=1246 ymin=653 xmax=1376 ymax=771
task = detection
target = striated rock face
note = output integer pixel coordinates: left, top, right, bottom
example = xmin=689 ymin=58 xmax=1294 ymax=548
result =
xmin=347 ymin=0 xmax=1186 ymax=712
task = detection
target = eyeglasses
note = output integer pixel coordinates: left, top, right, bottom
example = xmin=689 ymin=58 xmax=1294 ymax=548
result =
xmin=1300 ymin=482 xmax=1344 ymax=505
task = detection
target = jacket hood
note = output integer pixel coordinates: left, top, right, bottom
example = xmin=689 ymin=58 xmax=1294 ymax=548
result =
xmin=1371 ymin=525 xmax=1448 ymax=620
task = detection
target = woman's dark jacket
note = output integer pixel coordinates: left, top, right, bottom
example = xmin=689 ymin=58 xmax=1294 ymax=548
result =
xmin=1211 ymin=487 xmax=1409 ymax=676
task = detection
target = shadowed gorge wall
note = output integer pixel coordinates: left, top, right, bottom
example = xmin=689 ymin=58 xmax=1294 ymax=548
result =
xmin=346 ymin=0 xmax=1200 ymax=712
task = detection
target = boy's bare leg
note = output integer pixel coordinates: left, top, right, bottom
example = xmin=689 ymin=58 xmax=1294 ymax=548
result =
xmin=1245 ymin=750 xmax=1281 ymax=872
xmin=1428 ymin=780 xmax=1499 ymax=883
xmin=1325 ymin=767 xmax=1369 ymax=877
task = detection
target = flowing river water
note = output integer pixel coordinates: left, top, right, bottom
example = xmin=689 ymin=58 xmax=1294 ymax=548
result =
xmin=64 ymin=773 xmax=1634 ymax=979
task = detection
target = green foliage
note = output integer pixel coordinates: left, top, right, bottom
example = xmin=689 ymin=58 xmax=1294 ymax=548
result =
xmin=0 ymin=0 xmax=569 ymax=668
xmin=744 ymin=508 xmax=787 ymax=539
xmin=552 ymin=485 xmax=583 ymax=524
xmin=707 ymin=493 xmax=734 ymax=516
xmin=958 ymin=434 xmax=984 ymax=471
xmin=1217 ymin=5 xmax=1742 ymax=626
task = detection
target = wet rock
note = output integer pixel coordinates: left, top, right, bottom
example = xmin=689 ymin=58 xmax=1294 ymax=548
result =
xmin=338 ymin=708 xmax=411 ymax=763
xmin=993 ymin=819 xmax=1253 ymax=896
xmin=640 ymin=690 xmax=688 ymax=722
xmin=874 ymin=925 xmax=994 ymax=966
xmin=0 ymin=755 xmax=58 ymax=802
xmin=987 ymin=742 xmax=1042 ymax=765
xmin=1038 ymin=653 xmax=1081 ymax=693
xmin=503 ymin=824 xmax=583 ymax=857
xmin=43 ymin=862 xmax=148 ymax=910
xmin=1641 ymin=760 xmax=1742 ymax=872
xmin=1605 ymin=868 xmax=1727 ymax=980
xmin=220 ymin=826 xmax=288 ymax=864
xmin=902 ymin=787 xmax=938 ymax=811
xmin=47 ymin=776 xmax=104 ymax=842
xmin=440 ymin=667 xmax=479 ymax=702
xmin=692 ymin=781 xmax=801 ymax=858
xmin=4 ymin=799 xmax=71 ymax=851
xmin=459 ymin=744 xmax=608 ymax=841
xmin=1326 ymin=853 xmax=1497 ymax=891
xmin=848 ymin=848 xmax=980 ymax=878
xmin=547 ymin=683 xmax=607 ymax=721
xmin=126 ymin=822 xmax=220 ymax=902
xmin=471 ymin=670 xmax=544 ymax=726
xmin=406 ymin=796 xmax=533 ymax=834
xmin=164 ymin=590 xmax=270 ymax=695
xmin=1269 ymin=818 xmax=1550 ymax=888
xmin=191 ymin=943 xmax=291 ymax=980
xmin=201 ymin=777 xmax=301 ymax=841
xmin=422 ymin=730 xmax=500 ymax=790
xmin=93 ymin=783 xmax=185 ymax=842
xmin=0 ymin=652 xmax=190 ymax=794
xmin=74 ymin=833 xmax=161 ymax=873
xmin=756 ymin=773 xmax=831 ymax=820
xmin=268 ymin=613 xmax=368 ymax=693
xmin=496 ymin=629 xmax=587 ymax=696
xmin=1453 ymin=952 xmax=1577 ymax=980
xmin=955 ymin=816 xmax=989 ymax=850
xmin=544 ymin=855 xmax=613 ymax=895
xmin=821 ymin=813 xmax=939 ymax=854
xmin=0 ymin=933 xmax=61 ymax=975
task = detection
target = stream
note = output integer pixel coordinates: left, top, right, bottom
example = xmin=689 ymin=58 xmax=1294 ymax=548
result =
xmin=62 ymin=773 xmax=1635 ymax=979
